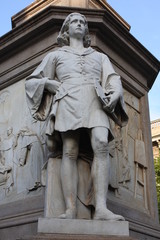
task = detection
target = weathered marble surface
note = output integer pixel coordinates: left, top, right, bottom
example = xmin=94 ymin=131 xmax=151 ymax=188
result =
xmin=0 ymin=81 xmax=47 ymax=203
xmin=25 ymin=13 xmax=128 ymax=221
xmin=0 ymin=79 xmax=148 ymax=216
xmin=38 ymin=218 xmax=129 ymax=236
xmin=0 ymin=1 xmax=160 ymax=239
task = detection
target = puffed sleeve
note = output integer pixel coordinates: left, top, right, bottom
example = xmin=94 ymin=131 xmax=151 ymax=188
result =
xmin=25 ymin=52 xmax=57 ymax=121
xmin=101 ymin=53 xmax=128 ymax=127
xmin=101 ymin=53 xmax=122 ymax=92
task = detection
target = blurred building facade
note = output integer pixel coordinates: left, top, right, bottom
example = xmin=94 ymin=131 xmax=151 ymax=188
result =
xmin=151 ymin=119 xmax=160 ymax=158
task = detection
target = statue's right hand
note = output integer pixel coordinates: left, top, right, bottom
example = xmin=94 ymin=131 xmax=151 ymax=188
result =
xmin=45 ymin=80 xmax=61 ymax=94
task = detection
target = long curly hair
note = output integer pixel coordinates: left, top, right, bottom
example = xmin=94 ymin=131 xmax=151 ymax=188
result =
xmin=57 ymin=13 xmax=91 ymax=48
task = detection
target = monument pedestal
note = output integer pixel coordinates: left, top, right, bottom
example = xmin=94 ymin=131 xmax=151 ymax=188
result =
xmin=38 ymin=218 xmax=129 ymax=236
xmin=18 ymin=218 xmax=137 ymax=240
xmin=19 ymin=234 xmax=136 ymax=240
xmin=1 ymin=1 xmax=160 ymax=240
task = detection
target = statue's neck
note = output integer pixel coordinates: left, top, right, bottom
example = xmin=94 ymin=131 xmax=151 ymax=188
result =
xmin=69 ymin=38 xmax=85 ymax=53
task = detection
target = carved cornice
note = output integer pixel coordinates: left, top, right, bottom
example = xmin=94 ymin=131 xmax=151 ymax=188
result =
xmin=0 ymin=195 xmax=44 ymax=229
xmin=11 ymin=0 xmax=130 ymax=31
xmin=0 ymin=6 xmax=159 ymax=92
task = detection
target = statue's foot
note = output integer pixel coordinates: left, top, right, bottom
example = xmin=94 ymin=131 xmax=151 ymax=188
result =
xmin=94 ymin=208 xmax=125 ymax=221
xmin=59 ymin=208 xmax=76 ymax=219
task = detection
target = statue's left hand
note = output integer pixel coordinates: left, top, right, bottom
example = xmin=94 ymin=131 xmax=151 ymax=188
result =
xmin=104 ymin=90 xmax=119 ymax=113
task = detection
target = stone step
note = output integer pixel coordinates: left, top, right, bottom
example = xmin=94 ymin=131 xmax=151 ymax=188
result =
xmin=18 ymin=233 xmax=137 ymax=240
xmin=37 ymin=218 xmax=129 ymax=236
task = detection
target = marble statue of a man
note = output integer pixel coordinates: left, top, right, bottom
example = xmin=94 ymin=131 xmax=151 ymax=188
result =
xmin=25 ymin=12 xmax=128 ymax=221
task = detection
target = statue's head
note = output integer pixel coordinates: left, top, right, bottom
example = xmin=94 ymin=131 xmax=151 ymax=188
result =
xmin=57 ymin=12 xmax=91 ymax=47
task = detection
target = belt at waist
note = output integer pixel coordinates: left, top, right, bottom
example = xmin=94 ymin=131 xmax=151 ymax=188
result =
xmin=60 ymin=77 xmax=100 ymax=85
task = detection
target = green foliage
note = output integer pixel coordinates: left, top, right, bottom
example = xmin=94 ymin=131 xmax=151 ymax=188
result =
xmin=154 ymin=154 xmax=160 ymax=220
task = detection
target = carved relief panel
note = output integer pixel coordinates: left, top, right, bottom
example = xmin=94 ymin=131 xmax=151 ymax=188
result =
xmin=109 ymin=89 xmax=148 ymax=213
xmin=0 ymin=80 xmax=47 ymax=204
xmin=0 ymin=78 xmax=149 ymax=215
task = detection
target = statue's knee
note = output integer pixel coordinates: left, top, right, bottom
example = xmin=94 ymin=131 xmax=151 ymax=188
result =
xmin=62 ymin=137 xmax=79 ymax=161
xmin=94 ymin=138 xmax=109 ymax=154
xmin=63 ymin=149 xmax=78 ymax=161
xmin=46 ymin=135 xmax=56 ymax=152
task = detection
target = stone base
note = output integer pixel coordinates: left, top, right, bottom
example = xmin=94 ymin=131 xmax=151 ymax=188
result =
xmin=18 ymin=233 xmax=136 ymax=240
xmin=38 ymin=218 xmax=129 ymax=236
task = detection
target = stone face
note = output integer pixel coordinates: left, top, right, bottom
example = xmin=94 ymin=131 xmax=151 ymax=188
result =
xmin=38 ymin=218 xmax=129 ymax=236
